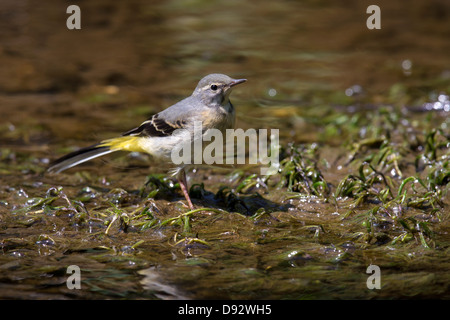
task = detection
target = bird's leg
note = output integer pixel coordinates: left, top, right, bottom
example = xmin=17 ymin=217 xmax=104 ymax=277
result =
xmin=178 ymin=169 xmax=194 ymax=210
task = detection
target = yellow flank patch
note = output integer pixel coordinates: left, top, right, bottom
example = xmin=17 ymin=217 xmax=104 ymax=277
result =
xmin=100 ymin=136 xmax=145 ymax=153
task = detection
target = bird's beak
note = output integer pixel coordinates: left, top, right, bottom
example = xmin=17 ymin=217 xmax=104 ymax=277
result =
xmin=229 ymin=78 xmax=247 ymax=87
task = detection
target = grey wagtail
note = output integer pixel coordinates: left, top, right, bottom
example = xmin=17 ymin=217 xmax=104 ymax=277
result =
xmin=48 ymin=73 xmax=247 ymax=210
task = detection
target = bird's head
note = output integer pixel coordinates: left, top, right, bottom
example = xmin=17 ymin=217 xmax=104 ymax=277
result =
xmin=193 ymin=73 xmax=246 ymax=106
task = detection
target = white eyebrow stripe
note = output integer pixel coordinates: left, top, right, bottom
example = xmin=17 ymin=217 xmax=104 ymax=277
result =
xmin=203 ymin=83 xmax=222 ymax=90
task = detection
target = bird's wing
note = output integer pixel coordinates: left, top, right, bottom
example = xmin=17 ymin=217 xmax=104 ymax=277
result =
xmin=122 ymin=112 xmax=188 ymax=137
xmin=122 ymin=97 xmax=196 ymax=137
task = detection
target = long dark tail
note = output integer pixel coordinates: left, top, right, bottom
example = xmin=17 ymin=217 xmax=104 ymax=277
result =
xmin=48 ymin=144 xmax=114 ymax=173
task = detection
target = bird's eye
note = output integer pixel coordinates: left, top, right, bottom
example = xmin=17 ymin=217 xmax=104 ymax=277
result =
xmin=210 ymin=84 xmax=218 ymax=91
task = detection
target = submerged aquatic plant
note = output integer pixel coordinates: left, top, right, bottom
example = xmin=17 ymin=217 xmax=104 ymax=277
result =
xmin=14 ymin=186 xmax=89 ymax=222
xmin=336 ymin=161 xmax=395 ymax=206
xmin=276 ymin=143 xmax=330 ymax=198
xmin=5 ymin=102 xmax=447 ymax=254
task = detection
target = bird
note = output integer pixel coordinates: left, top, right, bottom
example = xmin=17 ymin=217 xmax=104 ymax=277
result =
xmin=48 ymin=73 xmax=247 ymax=210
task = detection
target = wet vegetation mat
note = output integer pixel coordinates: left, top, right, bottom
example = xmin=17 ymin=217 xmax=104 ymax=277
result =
xmin=1 ymin=100 xmax=448 ymax=299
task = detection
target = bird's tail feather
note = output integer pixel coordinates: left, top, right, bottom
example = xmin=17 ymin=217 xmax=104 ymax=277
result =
xmin=48 ymin=136 xmax=144 ymax=173
xmin=48 ymin=144 xmax=114 ymax=173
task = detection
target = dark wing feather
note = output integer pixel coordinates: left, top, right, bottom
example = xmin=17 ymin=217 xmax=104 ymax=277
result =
xmin=122 ymin=113 xmax=187 ymax=137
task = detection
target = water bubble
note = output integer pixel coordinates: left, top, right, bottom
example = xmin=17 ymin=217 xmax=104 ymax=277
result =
xmin=345 ymin=88 xmax=352 ymax=96
xmin=401 ymin=59 xmax=412 ymax=75
xmin=402 ymin=59 xmax=412 ymax=70
xmin=438 ymin=94 xmax=448 ymax=103
xmin=422 ymin=92 xmax=449 ymax=112
xmin=17 ymin=188 xmax=28 ymax=198
xmin=345 ymin=85 xmax=363 ymax=97
xmin=9 ymin=251 xmax=24 ymax=258
xmin=268 ymin=88 xmax=277 ymax=97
